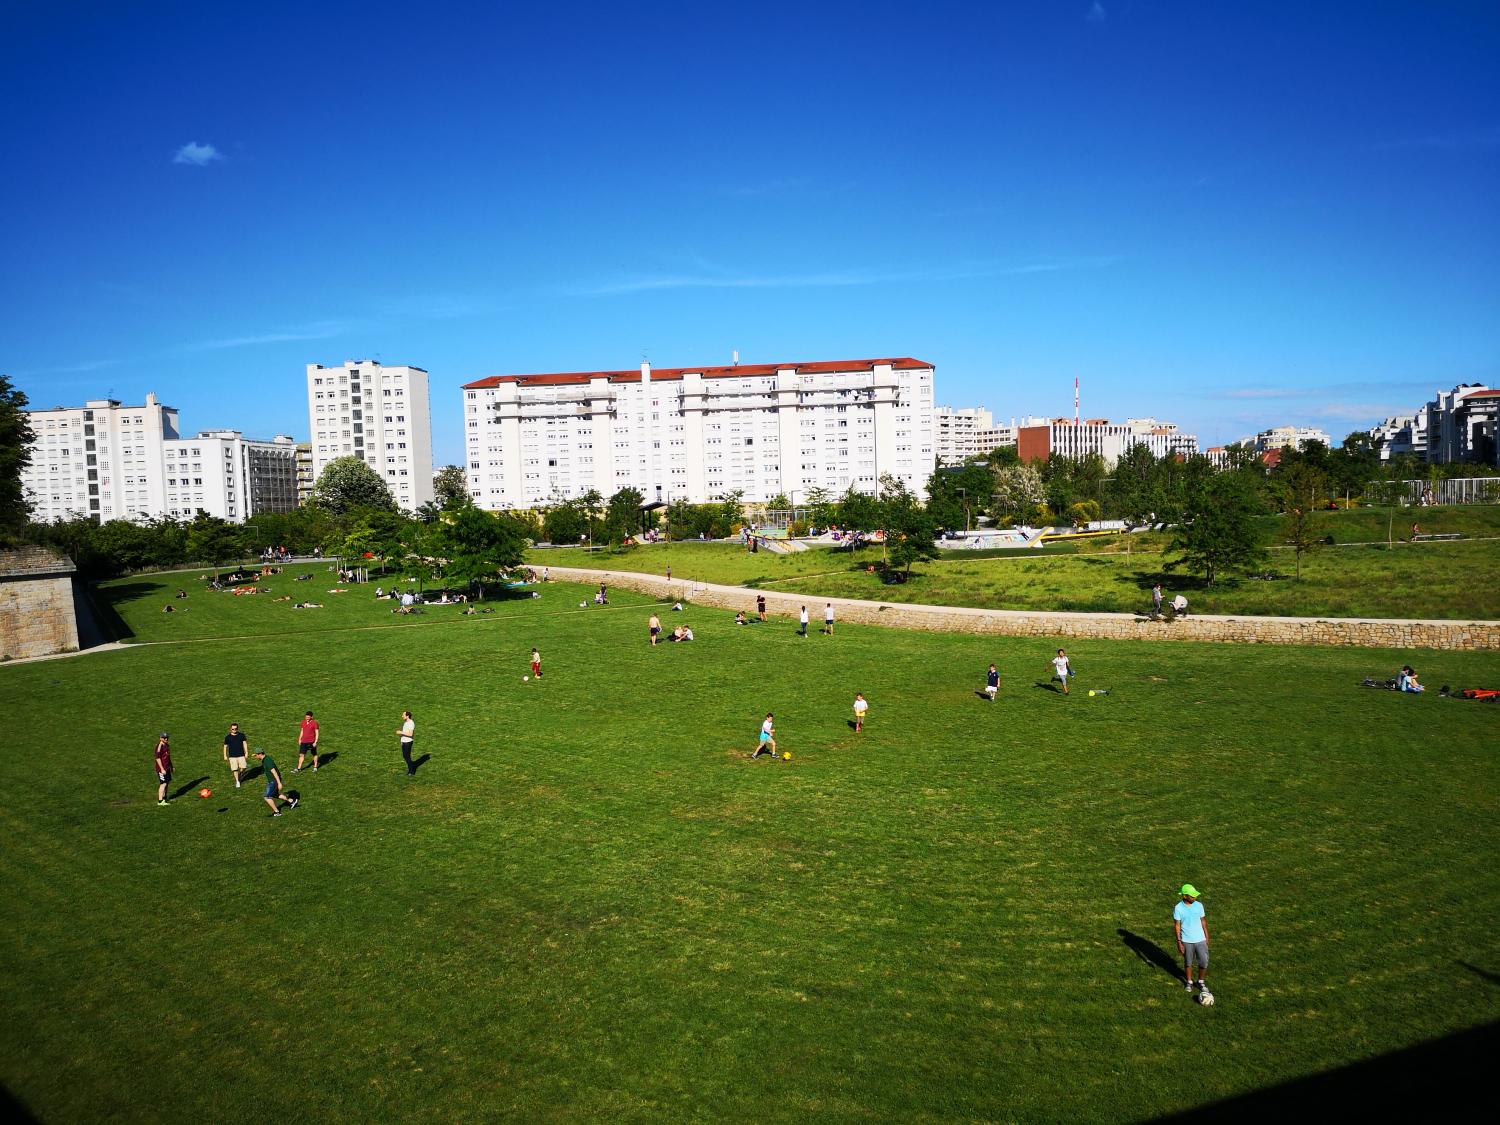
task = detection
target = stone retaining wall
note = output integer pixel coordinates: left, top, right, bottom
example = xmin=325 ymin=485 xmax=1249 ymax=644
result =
xmin=551 ymin=566 xmax=1500 ymax=651
xmin=0 ymin=572 xmax=81 ymax=661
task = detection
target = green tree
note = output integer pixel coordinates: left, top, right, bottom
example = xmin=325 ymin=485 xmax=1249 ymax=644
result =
xmin=1166 ymin=473 xmax=1268 ymax=585
xmin=1275 ymin=461 xmax=1329 ymax=579
xmin=878 ymin=475 xmax=938 ymax=579
xmin=186 ymin=512 xmax=246 ymax=576
xmin=836 ymin=487 xmax=881 ymax=547
xmin=310 ymin=456 xmax=396 ymax=515
xmin=431 ymin=506 xmax=527 ymax=595
xmin=433 ymin=465 xmax=471 ymax=509
xmin=543 ymin=499 xmax=587 ymax=545
xmin=803 ymin=486 xmax=836 ymax=528
xmin=0 ymin=374 xmax=34 ymax=539
xmin=989 ymin=463 xmax=1044 ymax=525
xmin=605 ymin=487 xmax=645 ymax=544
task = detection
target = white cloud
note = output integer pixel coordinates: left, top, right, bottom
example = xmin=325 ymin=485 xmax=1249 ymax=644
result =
xmin=186 ymin=319 xmax=352 ymax=351
xmin=1086 ymin=2 xmax=1107 ymax=24
xmin=172 ymin=142 xmax=223 ymax=166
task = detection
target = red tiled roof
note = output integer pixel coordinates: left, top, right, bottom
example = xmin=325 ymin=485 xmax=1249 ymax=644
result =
xmin=1462 ymin=388 xmax=1500 ymax=399
xmin=461 ymin=357 xmax=933 ymax=390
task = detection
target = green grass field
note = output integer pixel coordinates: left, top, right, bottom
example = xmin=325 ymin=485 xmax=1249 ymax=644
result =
xmin=531 ymin=506 xmax=1500 ymax=620
xmin=3 ymin=571 xmax=1498 ymax=1121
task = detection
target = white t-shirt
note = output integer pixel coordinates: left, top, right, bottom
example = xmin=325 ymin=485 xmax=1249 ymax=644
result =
xmin=1052 ymin=656 xmax=1071 ymax=678
xmin=853 ymin=698 xmax=868 ymax=715
xmin=761 ymin=718 xmax=774 ymax=736
xmin=401 ymin=719 xmax=414 ymax=742
xmin=824 ymin=606 xmax=835 ymax=621
xmin=799 ymin=609 xmax=809 ymax=623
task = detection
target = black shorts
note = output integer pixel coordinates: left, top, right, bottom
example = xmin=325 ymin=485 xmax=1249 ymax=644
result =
xmin=157 ymin=770 xmax=171 ymax=783
xmin=299 ymin=742 xmax=316 ymax=754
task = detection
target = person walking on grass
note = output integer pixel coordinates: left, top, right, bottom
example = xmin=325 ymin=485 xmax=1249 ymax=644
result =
xmin=799 ymin=605 xmax=809 ymax=637
xmin=852 ymin=693 xmax=868 ymax=732
xmin=155 ymin=732 xmax=173 ymax=805
xmin=649 ymin=613 xmax=662 ymax=645
xmin=253 ymin=750 xmax=298 ymax=817
xmin=1173 ymin=884 xmax=1211 ymax=996
xmin=295 ymin=711 xmax=320 ymax=773
xmin=985 ymin=663 xmax=1000 ymax=701
xmin=397 ymin=710 xmax=416 ymax=777
xmin=665 ymin=564 xmax=672 ymax=583
xmin=1051 ymin=648 xmax=1072 ymax=695
xmin=823 ymin=602 xmax=835 ymax=635
xmin=751 ymin=713 xmax=778 ymax=759
xmin=530 ymin=647 xmax=543 ymax=679
xmin=224 ymin=722 xmax=249 ymax=788
xmin=1152 ymin=583 xmax=1163 ymax=616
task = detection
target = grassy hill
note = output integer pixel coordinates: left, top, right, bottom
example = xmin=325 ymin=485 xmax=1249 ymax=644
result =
xmin=530 ymin=506 xmax=1500 ymax=619
xmin=1 ymin=571 xmax=1497 ymax=1120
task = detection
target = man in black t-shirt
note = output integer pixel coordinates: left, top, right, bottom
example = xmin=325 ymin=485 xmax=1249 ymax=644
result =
xmin=223 ymin=723 xmax=249 ymax=789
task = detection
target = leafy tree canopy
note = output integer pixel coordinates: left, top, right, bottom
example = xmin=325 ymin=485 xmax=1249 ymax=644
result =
xmin=310 ymin=456 xmax=396 ymax=516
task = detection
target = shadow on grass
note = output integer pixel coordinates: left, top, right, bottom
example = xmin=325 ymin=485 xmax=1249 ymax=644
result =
xmin=1161 ymin=1020 xmax=1500 ymax=1121
xmin=1458 ymin=960 xmax=1500 ymax=986
xmin=410 ymin=753 xmax=432 ymax=775
xmin=1118 ymin=928 xmax=1180 ymax=982
xmin=1033 ymin=681 xmax=1065 ymax=694
xmin=307 ymin=751 xmax=338 ymax=770
xmin=0 ymin=1085 xmax=38 ymax=1124
xmin=169 ymin=776 xmax=209 ymax=800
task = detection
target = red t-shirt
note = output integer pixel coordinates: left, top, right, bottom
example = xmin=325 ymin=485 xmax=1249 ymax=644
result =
xmin=299 ymin=718 xmax=318 ymax=744
xmin=155 ymin=741 xmax=172 ymax=772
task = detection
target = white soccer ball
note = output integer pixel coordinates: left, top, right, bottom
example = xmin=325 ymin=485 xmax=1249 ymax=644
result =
xmin=1198 ymin=990 xmax=1215 ymax=1006
xmin=579 ymin=601 xmax=586 ymax=607
xmin=523 ymin=676 xmax=530 ymax=682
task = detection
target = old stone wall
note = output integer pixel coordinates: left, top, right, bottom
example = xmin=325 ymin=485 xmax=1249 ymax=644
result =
xmin=550 ymin=566 xmax=1500 ymax=651
xmin=0 ymin=574 xmax=81 ymax=661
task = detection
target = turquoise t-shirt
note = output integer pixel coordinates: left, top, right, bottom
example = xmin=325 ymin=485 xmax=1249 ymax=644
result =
xmin=1174 ymin=899 xmax=1206 ymax=943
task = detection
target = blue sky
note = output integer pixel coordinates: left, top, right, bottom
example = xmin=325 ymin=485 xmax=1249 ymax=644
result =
xmin=3 ymin=0 xmax=1497 ymax=463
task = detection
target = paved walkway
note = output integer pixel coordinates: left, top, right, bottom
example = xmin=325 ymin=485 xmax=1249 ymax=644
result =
xmin=547 ymin=565 xmax=1500 ymax=651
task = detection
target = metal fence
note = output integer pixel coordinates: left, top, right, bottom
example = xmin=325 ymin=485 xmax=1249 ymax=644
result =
xmin=1365 ymin=477 xmax=1500 ymax=505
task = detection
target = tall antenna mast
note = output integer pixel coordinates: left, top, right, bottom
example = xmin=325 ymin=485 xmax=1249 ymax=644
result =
xmin=1074 ymin=375 xmax=1080 ymax=424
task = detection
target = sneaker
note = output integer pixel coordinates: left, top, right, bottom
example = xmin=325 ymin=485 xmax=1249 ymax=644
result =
xmin=1185 ymin=982 xmax=1194 ymax=992
xmin=312 ymin=766 xmax=319 ymax=772
xmin=235 ymin=781 xmax=241 ymax=788
xmin=289 ymin=797 xmax=299 ymax=808
xmin=272 ymin=811 xmax=282 ymax=817
xmin=293 ymin=767 xmax=302 ymax=773
xmin=158 ymin=800 xmax=167 ymax=806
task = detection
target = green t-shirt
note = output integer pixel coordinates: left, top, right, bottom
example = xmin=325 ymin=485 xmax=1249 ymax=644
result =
xmin=261 ymin=755 xmax=278 ymax=782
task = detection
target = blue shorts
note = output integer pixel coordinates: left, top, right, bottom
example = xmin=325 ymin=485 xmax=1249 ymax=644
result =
xmin=759 ymin=732 xmax=771 ymax=743
xmin=264 ymin=781 xmax=279 ymax=799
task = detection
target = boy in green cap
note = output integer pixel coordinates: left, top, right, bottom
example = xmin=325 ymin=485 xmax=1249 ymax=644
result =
xmin=1173 ymin=884 xmax=1210 ymax=995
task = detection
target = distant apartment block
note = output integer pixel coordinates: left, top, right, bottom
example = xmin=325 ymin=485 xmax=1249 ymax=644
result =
xmin=306 ymin=360 xmax=435 ymax=511
xmin=21 ymin=396 xmax=299 ymax=523
xmin=161 ymin=431 xmax=298 ymax=522
xmin=1423 ymin=384 xmax=1497 ymax=465
xmin=294 ymin=442 xmax=316 ymax=506
xmin=1016 ymin=417 xmax=1198 ymax=464
xmin=1369 ymin=413 xmax=1427 ymax=461
xmin=21 ymin=394 xmax=178 ymax=523
xmin=461 ymin=358 xmax=936 ymax=509
xmin=1367 ymin=384 xmax=1497 ymax=465
xmin=1244 ymin=425 xmax=1331 ymax=453
xmin=933 ymin=406 xmax=1022 ymax=463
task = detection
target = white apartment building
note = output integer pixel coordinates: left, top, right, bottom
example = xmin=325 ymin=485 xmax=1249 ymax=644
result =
xmin=1369 ymin=413 xmax=1427 ymax=461
xmin=22 ymin=396 xmax=300 ymax=523
xmin=306 ymin=360 xmax=434 ymax=510
xmin=161 ymin=431 xmax=299 ymax=521
xmin=1016 ymin=417 xmax=1199 ymax=464
xmin=935 ymin=407 xmax=993 ymax=464
xmin=1243 ymin=425 xmax=1332 ymax=453
xmin=1422 ymin=384 xmax=1497 ymax=465
xmin=462 ymin=357 xmax=936 ymax=509
xmin=22 ymin=395 xmax=180 ymax=523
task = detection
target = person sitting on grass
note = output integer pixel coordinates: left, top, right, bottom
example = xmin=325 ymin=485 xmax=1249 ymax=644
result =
xmin=1399 ymin=666 xmax=1425 ymax=693
xmin=175 ymin=589 xmax=188 ymax=599
xmin=162 ymin=604 xmax=175 ymax=613
xmin=734 ymin=611 xmax=747 ymax=625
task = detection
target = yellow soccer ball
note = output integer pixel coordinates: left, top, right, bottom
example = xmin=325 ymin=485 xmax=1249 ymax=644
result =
xmin=782 ymin=751 xmax=792 ymax=761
